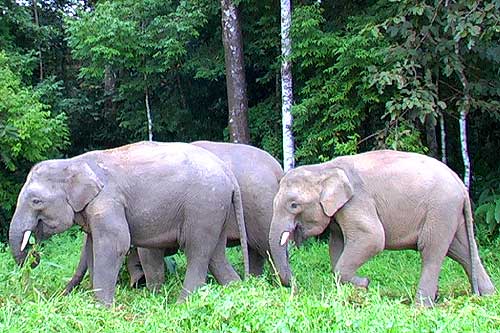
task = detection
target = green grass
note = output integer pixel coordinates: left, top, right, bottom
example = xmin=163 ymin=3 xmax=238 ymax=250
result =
xmin=1 ymin=231 xmax=500 ymax=332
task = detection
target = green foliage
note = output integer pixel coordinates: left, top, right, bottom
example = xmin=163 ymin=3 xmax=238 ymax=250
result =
xmin=474 ymin=173 xmax=500 ymax=243
xmin=0 ymin=233 xmax=499 ymax=331
xmin=65 ymin=0 xmax=213 ymax=143
xmin=290 ymin=0 xmax=499 ymax=167
xmin=291 ymin=4 xmax=384 ymax=164
xmin=0 ymin=51 xmax=69 ymax=240
xmin=374 ymin=120 xmax=429 ymax=154
xmin=248 ymin=98 xmax=282 ymax=162
xmin=2 ymin=0 xmax=500 ymax=244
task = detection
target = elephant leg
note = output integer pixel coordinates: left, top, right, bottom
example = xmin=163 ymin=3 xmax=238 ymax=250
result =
xmin=447 ymin=221 xmax=495 ymax=296
xmin=334 ymin=205 xmax=384 ymax=288
xmin=90 ymin=206 xmax=130 ymax=307
xmin=416 ymin=210 xmax=458 ymax=307
xmin=137 ymin=247 xmax=165 ymax=292
xmin=177 ymin=218 xmax=220 ymax=302
xmin=417 ymin=248 xmax=447 ymax=307
xmin=127 ymin=247 xmax=145 ymax=288
xmin=87 ymin=233 xmax=95 ymax=289
xmin=248 ymin=247 xmax=265 ymax=276
xmin=329 ymin=222 xmax=344 ymax=271
xmin=208 ymin=230 xmax=241 ymax=285
xmin=64 ymin=233 xmax=91 ymax=295
xmin=178 ymin=255 xmax=210 ymax=302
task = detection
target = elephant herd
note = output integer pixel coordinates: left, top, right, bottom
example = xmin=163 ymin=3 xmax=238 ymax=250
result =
xmin=9 ymin=141 xmax=495 ymax=307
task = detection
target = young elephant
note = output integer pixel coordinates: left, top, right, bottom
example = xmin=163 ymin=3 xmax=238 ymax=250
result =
xmin=269 ymin=150 xmax=495 ymax=306
xmin=9 ymin=141 xmax=249 ymax=305
xmin=64 ymin=141 xmax=283 ymax=292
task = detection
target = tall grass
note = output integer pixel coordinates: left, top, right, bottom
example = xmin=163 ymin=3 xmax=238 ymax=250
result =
xmin=1 ymin=230 xmax=499 ymax=332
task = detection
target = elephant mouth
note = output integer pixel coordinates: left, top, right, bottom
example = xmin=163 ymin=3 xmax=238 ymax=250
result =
xmin=34 ymin=218 xmax=58 ymax=240
xmin=279 ymin=224 xmax=306 ymax=247
xmin=19 ymin=218 xmax=52 ymax=251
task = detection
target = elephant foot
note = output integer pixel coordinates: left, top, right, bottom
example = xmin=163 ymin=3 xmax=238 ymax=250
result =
xmin=415 ymin=290 xmax=437 ymax=307
xmin=480 ymin=286 xmax=496 ymax=296
xmin=129 ymin=272 xmax=146 ymax=288
xmin=350 ymin=276 xmax=370 ymax=289
xmin=146 ymin=282 xmax=163 ymax=293
xmin=478 ymin=276 xmax=495 ymax=296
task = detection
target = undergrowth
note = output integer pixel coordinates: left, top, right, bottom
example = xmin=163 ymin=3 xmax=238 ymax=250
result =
xmin=0 ymin=232 xmax=499 ymax=332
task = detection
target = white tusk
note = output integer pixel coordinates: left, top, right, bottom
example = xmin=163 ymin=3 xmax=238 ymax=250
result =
xmin=280 ymin=231 xmax=290 ymax=246
xmin=20 ymin=230 xmax=31 ymax=252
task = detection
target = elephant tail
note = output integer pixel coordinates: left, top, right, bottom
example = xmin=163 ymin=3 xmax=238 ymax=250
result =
xmin=463 ymin=190 xmax=479 ymax=295
xmin=232 ymin=181 xmax=250 ymax=278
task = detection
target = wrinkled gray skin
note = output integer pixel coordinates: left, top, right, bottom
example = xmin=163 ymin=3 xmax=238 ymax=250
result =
xmin=269 ymin=150 xmax=495 ymax=306
xmin=65 ymin=141 xmax=283 ymax=292
xmin=9 ymin=141 xmax=249 ymax=306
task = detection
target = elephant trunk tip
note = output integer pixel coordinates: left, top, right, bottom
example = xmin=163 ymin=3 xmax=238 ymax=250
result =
xmin=279 ymin=270 xmax=292 ymax=287
xmin=12 ymin=251 xmax=28 ymax=267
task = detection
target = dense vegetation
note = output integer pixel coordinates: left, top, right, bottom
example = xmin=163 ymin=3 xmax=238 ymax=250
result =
xmin=0 ymin=0 xmax=499 ymax=329
xmin=1 ymin=0 xmax=499 ymax=242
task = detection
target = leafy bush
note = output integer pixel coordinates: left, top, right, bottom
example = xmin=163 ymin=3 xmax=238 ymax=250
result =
xmin=474 ymin=173 xmax=500 ymax=243
xmin=291 ymin=4 xmax=384 ymax=164
xmin=0 ymin=51 xmax=69 ymax=241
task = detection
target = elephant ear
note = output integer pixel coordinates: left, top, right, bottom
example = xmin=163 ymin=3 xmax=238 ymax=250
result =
xmin=319 ymin=168 xmax=353 ymax=217
xmin=64 ymin=162 xmax=104 ymax=212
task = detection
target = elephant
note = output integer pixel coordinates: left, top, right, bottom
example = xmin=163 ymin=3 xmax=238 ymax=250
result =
xmin=9 ymin=141 xmax=249 ymax=306
xmin=269 ymin=149 xmax=495 ymax=306
xmin=64 ymin=141 xmax=284 ymax=293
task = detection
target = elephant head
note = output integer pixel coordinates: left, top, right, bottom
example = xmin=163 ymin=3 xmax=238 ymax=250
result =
xmin=9 ymin=159 xmax=103 ymax=265
xmin=268 ymin=165 xmax=353 ymax=286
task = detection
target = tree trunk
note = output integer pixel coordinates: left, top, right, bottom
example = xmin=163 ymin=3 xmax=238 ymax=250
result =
xmin=439 ymin=112 xmax=447 ymax=164
xmin=448 ymin=1 xmax=471 ymax=190
xmin=424 ymin=114 xmax=438 ymax=158
xmin=144 ymin=74 xmax=153 ymax=141
xmin=281 ymin=0 xmax=295 ymax=172
xmin=33 ymin=0 xmax=43 ymax=81
xmin=220 ymin=0 xmax=250 ymax=144
xmin=459 ymin=110 xmax=470 ymax=189
xmin=104 ymin=65 xmax=116 ymax=115
xmin=454 ymin=41 xmax=471 ymax=190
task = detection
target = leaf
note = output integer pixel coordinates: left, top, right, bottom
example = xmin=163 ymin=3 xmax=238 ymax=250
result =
xmin=486 ymin=205 xmax=495 ymax=232
xmin=495 ymin=199 xmax=500 ymax=223
xmin=478 ymin=188 xmax=492 ymax=205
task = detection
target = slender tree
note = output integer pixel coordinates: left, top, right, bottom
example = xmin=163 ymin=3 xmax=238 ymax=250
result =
xmin=32 ymin=0 xmax=43 ymax=81
xmin=448 ymin=1 xmax=471 ymax=190
xmin=144 ymin=74 xmax=153 ymax=141
xmin=424 ymin=115 xmax=438 ymax=158
xmin=281 ymin=0 xmax=295 ymax=171
xmin=439 ymin=112 xmax=447 ymax=164
xmin=220 ymin=0 xmax=250 ymax=144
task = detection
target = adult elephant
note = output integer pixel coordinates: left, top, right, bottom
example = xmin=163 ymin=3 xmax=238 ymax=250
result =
xmin=9 ymin=141 xmax=249 ymax=306
xmin=64 ymin=141 xmax=284 ymax=292
xmin=269 ymin=150 xmax=495 ymax=306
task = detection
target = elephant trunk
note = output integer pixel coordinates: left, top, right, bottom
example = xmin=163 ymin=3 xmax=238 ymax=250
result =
xmin=8 ymin=209 xmax=37 ymax=266
xmin=268 ymin=214 xmax=295 ymax=286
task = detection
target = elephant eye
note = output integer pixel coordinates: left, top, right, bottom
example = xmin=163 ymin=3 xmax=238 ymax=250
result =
xmin=32 ymin=198 xmax=43 ymax=206
xmin=290 ymin=202 xmax=298 ymax=209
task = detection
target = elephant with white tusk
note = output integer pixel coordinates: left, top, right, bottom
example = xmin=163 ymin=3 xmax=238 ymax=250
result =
xmin=64 ymin=141 xmax=284 ymax=293
xmin=9 ymin=141 xmax=249 ymax=306
xmin=268 ymin=150 xmax=495 ymax=306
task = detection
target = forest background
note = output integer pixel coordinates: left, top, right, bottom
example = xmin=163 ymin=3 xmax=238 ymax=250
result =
xmin=0 ymin=0 xmax=499 ymax=245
